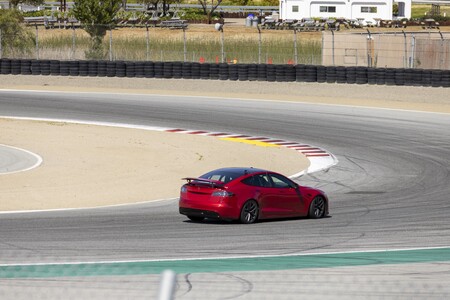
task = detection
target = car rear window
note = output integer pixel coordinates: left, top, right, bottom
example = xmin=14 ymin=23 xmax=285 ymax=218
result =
xmin=200 ymin=170 xmax=244 ymax=184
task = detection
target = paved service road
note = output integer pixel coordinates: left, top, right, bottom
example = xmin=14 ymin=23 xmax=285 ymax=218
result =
xmin=0 ymin=144 xmax=41 ymax=174
xmin=0 ymin=90 xmax=450 ymax=299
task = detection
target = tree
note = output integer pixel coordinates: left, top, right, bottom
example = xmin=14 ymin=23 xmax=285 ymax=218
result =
xmin=9 ymin=0 xmax=44 ymax=8
xmin=198 ymin=0 xmax=222 ymax=24
xmin=72 ymin=0 xmax=122 ymax=59
xmin=0 ymin=9 xmax=34 ymax=57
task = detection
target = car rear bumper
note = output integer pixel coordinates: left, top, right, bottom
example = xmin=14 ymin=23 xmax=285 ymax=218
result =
xmin=179 ymin=207 xmax=221 ymax=220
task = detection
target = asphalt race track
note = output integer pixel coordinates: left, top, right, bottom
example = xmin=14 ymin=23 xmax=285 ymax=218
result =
xmin=1 ymin=90 xmax=450 ymax=299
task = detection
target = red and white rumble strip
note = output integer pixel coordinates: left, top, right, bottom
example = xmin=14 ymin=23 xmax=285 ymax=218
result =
xmin=165 ymin=128 xmax=338 ymax=178
xmin=0 ymin=116 xmax=338 ymax=179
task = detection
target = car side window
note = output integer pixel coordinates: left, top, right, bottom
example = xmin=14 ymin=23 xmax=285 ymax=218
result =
xmin=242 ymin=174 xmax=271 ymax=187
xmin=269 ymin=174 xmax=293 ymax=188
xmin=257 ymin=174 xmax=271 ymax=187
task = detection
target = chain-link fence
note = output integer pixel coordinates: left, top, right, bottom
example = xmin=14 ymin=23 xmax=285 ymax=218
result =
xmin=0 ymin=24 xmax=322 ymax=65
xmin=322 ymin=31 xmax=450 ymax=69
xmin=2 ymin=24 xmax=449 ymax=69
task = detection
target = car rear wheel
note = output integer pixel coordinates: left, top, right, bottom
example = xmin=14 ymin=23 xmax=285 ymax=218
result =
xmin=187 ymin=216 xmax=204 ymax=222
xmin=240 ymin=200 xmax=259 ymax=224
xmin=308 ymin=196 xmax=326 ymax=219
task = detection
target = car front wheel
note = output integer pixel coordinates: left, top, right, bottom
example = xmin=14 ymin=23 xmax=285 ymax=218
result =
xmin=308 ymin=196 xmax=326 ymax=219
xmin=240 ymin=200 xmax=259 ymax=224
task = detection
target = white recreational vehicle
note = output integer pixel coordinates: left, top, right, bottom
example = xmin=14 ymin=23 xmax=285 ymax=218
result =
xmin=279 ymin=0 xmax=412 ymax=24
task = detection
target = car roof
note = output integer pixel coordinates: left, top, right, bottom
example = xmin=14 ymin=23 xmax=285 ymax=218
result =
xmin=210 ymin=167 xmax=269 ymax=175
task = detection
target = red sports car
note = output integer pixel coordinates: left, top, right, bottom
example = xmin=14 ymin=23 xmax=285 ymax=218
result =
xmin=179 ymin=167 xmax=329 ymax=224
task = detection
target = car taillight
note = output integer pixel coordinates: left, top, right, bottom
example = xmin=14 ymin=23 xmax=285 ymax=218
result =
xmin=211 ymin=190 xmax=233 ymax=197
xmin=180 ymin=185 xmax=187 ymax=194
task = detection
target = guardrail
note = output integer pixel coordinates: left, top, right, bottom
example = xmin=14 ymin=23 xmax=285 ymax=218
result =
xmin=1 ymin=59 xmax=449 ymax=87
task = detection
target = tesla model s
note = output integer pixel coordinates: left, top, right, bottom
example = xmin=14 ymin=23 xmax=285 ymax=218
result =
xmin=179 ymin=167 xmax=329 ymax=224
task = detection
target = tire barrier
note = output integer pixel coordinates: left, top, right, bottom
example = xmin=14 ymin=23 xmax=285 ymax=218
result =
xmin=200 ymin=63 xmax=210 ymax=80
xmin=375 ymin=68 xmax=385 ymax=85
xmin=172 ymin=62 xmax=182 ymax=79
xmin=228 ymin=64 xmax=238 ymax=81
xmin=0 ymin=59 xmax=448 ymax=88
xmin=367 ymin=68 xmax=377 ymax=85
xmin=10 ymin=59 xmax=21 ymax=75
xmin=50 ymin=60 xmax=60 ymax=75
xmin=88 ymin=60 xmax=98 ymax=77
xmin=272 ymin=64 xmax=295 ymax=82
xmin=78 ymin=60 xmax=88 ymax=77
xmin=1 ymin=59 xmax=11 ymax=74
xmin=69 ymin=60 xmax=79 ymax=77
xmin=295 ymin=64 xmax=306 ymax=82
xmin=248 ymin=64 xmax=257 ymax=81
xmin=385 ymin=68 xmax=396 ymax=86
xmin=20 ymin=59 xmax=32 ymax=75
xmin=218 ymin=63 xmax=228 ymax=80
xmin=257 ymin=64 xmax=267 ymax=81
xmin=395 ymin=68 xmax=405 ymax=86
xmin=275 ymin=65 xmax=286 ymax=82
xmin=126 ymin=61 xmax=136 ymax=78
xmin=97 ymin=61 xmax=107 ymax=77
xmin=316 ymin=66 xmax=326 ymax=83
xmin=134 ymin=61 xmax=145 ymax=78
xmin=431 ymin=70 xmax=442 ymax=88
xmin=191 ymin=63 xmax=200 ymax=79
xmin=355 ymin=67 xmax=367 ymax=85
xmin=346 ymin=67 xmax=356 ymax=84
xmin=154 ymin=61 xmax=163 ymax=79
xmin=326 ymin=66 xmax=336 ymax=84
xmin=182 ymin=62 xmax=191 ymax=79
xmin=209 ymin=63 xmax=219 ymax=80
xmin=304 ymin=65 xmax=317 ymax=83
xmin=441 ymin=71 xmax=450 ymax=88
xmin=266 ymin=64 xmax=276 ymax=82
xmin=163 ymin=61 xmax=173 ymax=79
xmin=31 ymin=60 xmax=41 ymax=75
xmin=335 ymin=66 xmax=347 ymax=84
xmin=238 ymin=64 xmax=248 ymax=81
xmin=60 ymin=60 xmax=70 ymax=76
xmin=285 ymin=65 xmax=296 ymax=82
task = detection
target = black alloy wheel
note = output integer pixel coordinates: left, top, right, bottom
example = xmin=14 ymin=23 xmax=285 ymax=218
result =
xmin=240 ymin=200 xmax=259 ymax=224
xmin=309 ymin=196 xmax=326 ymax=219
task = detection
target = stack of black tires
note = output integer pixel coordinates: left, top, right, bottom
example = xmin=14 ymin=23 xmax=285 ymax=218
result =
xmin=0 ymin=58 xmax=448 ymax=87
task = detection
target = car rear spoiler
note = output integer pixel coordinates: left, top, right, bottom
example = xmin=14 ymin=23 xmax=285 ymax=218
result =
xmin=182 ymin=177 xmax=224 ymax=188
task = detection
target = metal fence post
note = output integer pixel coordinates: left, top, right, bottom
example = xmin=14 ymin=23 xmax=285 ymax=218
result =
xmin=331 ymin=30 xmax=335 ymax=66
xmin=109 ymin=25 xmax=113 ymax=61
xmin=293 ymin=28 xmax=298 ymax=65
xmin=410 ymin=34 xmax=415 ymax=68
xmin=257 ymin=25 xmax=261 ymax=64
xmin=35 ymin=25 xmax=39 ymax=60
xmin=183 ymin=27 xmax=187 ymax=63
xmin=402 ymin=30 xmax=407 ymax=68
xmin=72 ymin=24 xmax=76 ymax=60
xmin=438 ymin=31 xmax=444 ymax=68
xmin=366 ymin=29 xmax=373 ymax=68
xmin=146 ymin=24 xmax=150 ymax=61
xmin=220 ymin=28 xmax=224 ymax=63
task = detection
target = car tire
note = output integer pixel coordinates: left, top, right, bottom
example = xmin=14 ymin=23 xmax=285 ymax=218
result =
xmin=308 ymin=196 xmax=326 ymax=219
xmin=240 ymin=200 xmax=259 ymax=224
xmin=187 ymin=216 xmax=204 ymax=222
